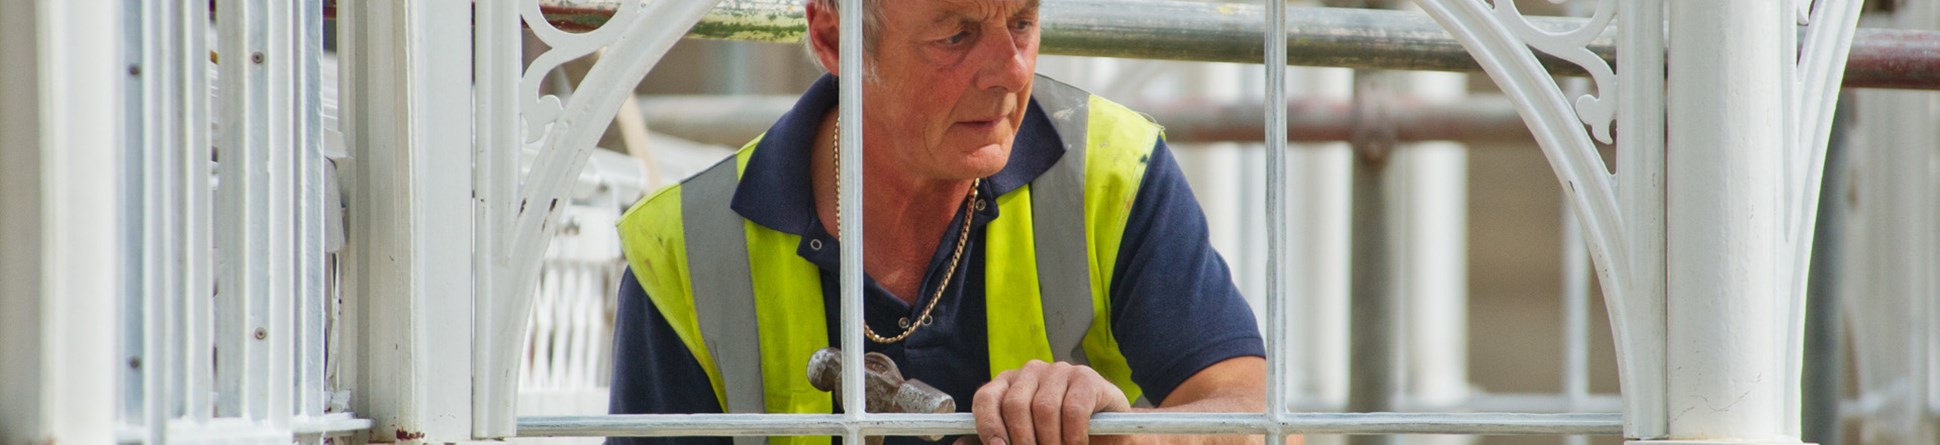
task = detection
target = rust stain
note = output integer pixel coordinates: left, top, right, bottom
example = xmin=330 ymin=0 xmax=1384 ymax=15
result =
xmin=395 ymin=430 xmax=426 ymax=441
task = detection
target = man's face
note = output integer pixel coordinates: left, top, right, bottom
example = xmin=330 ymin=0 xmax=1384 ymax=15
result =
xmin=863 ymin=0 xmax=1039 ymax=182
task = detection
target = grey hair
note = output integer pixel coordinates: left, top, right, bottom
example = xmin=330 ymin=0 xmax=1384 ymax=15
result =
xmin=803 ymin=0 xmax=884 ymax=80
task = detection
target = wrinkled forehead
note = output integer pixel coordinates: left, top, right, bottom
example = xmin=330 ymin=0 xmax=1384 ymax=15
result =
xmin=883 ymin=0 xmax=1040 ymax=28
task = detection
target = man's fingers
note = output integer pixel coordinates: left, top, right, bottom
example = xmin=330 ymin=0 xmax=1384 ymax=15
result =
xmin=1000 ymin=365 xmax=1042 ymax=445
xmin=974 ymin=376 xmax=1012 ymax=445
xmin=1081 ymin=366 xmax=1133 ymax=413
xmin=978 ymin=361 xmax=1130 ymax=445
xmin=1030 ymin=363 xmax=1074 ymax=445
xmin=1061 ymin=380 xmax=1097 ymax=445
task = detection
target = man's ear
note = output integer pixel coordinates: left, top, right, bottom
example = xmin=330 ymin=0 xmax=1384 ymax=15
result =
xmin=805 ymin=1 xmax=843 ymax=76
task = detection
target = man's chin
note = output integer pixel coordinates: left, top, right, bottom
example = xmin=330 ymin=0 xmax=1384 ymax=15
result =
xmin=961 ymin=145 xmax=1012 ymax=176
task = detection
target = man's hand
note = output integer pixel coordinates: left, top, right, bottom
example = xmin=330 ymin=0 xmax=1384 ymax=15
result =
xmin=962 ymin=356 xmax=1271 ymax=445
xmin=971 ymin=360 xmax=1132 ymax=445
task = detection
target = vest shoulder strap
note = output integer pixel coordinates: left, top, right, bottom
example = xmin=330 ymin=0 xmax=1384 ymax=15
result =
xmin=682 ymin=158 xmax=768 ymax=420
xmin=1026 ymin=75 xmax=1096 ymax=365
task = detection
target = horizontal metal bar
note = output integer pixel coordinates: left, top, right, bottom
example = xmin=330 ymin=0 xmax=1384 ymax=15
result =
xmin=316 ymin=0 xmax=1940 ymax=91
xmin=517 ymin=413 xmax=1623 ymax=437
xmin=116 ymin=416 xmax=373 ymax=442
xmin=635 ymin=95 xmax=1530 ymax=146
xmin=1842 ymin=29 xmax=1940 ymax=90
xmin=290 ymin=414 xmax=376 ymax=435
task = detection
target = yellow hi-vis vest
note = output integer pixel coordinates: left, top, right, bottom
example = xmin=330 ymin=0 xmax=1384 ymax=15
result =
xmin=615 ymin=77 xmax=1160 ymax=445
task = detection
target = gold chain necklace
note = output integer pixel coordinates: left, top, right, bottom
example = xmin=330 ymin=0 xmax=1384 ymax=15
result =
xmin=833 ymin=115 xmax=980 ymax=344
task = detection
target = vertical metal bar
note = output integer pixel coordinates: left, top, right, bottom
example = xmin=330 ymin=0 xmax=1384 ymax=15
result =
xmin=838 ymin=0 xmax=867 ymax=443
xmin=158 ymin=0 xmax=185 ymax=426
xmin=179 ymin=0 xmax=216 ymax=423
xmin=1346 ymin=67 xmax=1397 ymax=445
xmin=133 ymin=0 xmax=171 ymax=439
xmin=834 ymin=0 xmax=869 ymax=443
xmin=296 ymin=0 xmax=329 ymax=420
xmin=265 ymin=0 xmax=298 ymax=426
xmin=1264 ymin=0 xmax=1290 ymax=444
xmin=1561 ymin=196 xmax=1590 ymax=445
xmin=415 ymin=0 xmax=479 ymax=436
xmin=213 ymin=0 xmax=251 ymax=419
xmin=340 ymin=0 xmax=477 ymax=436
xmin=1614 ymin=0 xmax=1666 ymax=438
xmin=473 ymin=0 xmax=519 ymax=435
xmin=1664 ymin=0 xmax=1787 ymax=439
xmin=128 ymin=0 xmax=158 ymax=435
xmin=1776 ymin=2 xmax=1803 ymax=435
xmin=241 ymin=0 xmax=275 ymax=421
xmin=1342 ymin=0 xmax=1402 ymax=432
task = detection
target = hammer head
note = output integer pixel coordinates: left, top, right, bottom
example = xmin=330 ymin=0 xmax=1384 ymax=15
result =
xmin=806 ymin=347 xmax=958 ymax=440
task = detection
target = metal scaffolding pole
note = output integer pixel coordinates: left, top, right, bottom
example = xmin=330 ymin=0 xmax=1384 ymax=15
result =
xmin=322 ymin=0 xmax=1940 ymax=90
xmin=519 ymin=413 xmax=1624 ymax=437
xmin=1346 ymin=68 xmax=1400 ymax=445
xmin=634 ymin=95 xmax=1533 ymax=147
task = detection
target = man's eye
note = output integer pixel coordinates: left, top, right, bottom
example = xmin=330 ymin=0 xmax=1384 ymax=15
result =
xmin=1012 ymin=20 xmax=1035 ymax=31
xmin=945 ymin=32 xmax=969 ymax=45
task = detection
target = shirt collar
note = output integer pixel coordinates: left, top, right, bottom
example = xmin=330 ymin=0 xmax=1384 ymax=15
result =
xmin=730 ymin=74 xmax=1065 ymax=235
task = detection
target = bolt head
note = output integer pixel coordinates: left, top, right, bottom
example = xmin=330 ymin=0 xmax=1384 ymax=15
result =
xmin=250 ymin=52 xmax=265 ymax=64
xmin=253 ymin=327 xmax=268 ymax=340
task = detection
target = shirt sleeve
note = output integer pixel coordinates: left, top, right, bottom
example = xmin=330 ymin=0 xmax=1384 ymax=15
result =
xmin=1107 ymin=138 xmax=1267 ymax=405
xmin=608 ymin=267 xmax=732 ymax=445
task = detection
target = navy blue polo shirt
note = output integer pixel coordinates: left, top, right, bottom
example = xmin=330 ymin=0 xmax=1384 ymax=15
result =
xmin=609 ymin=75 xmax=1263 ymax=445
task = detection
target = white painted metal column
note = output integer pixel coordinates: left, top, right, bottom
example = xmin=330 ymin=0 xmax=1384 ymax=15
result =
xmin=1661 ymin=0 xmax=1790 ymax=442
xmin=0 ymin=0 xmax=127 ymax=442
xmin=474 ymin=0 xmax=523 ymax=437
xmin=337 ymin=0 xmax=478 ymax=440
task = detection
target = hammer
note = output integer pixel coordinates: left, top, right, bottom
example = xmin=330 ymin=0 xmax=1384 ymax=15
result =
xmin=806 ymin=347 xmax=957 ymax=440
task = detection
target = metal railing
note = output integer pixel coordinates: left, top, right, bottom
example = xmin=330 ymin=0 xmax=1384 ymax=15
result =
xmin=512 ymin=0 xmax=1633 ymax=440
xmin=519 ymin=413 xmax=1625 ymax=437
xmin=113 ymin=0 xmax=367 ymax=442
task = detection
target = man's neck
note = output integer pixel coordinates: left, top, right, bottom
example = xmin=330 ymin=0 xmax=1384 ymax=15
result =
xmin=809 ymin=109 xmax=977 ymax=301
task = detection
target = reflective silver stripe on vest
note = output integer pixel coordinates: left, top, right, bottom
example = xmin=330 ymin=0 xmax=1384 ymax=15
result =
xmin=681 ymin=157 xmax=768 ymax=444
xmin=1027 ymin=75 xmax=1097 ymax=366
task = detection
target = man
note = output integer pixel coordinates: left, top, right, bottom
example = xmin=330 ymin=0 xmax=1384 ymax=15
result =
xmin=609 ymin=1 xmax=1266 ymax=445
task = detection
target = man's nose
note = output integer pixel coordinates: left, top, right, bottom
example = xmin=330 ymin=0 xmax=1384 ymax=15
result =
xmin=972 ymin=29 xmax=1031 ymax=93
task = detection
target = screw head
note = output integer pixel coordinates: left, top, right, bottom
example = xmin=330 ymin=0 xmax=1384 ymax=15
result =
xmin=129 ymin=357 xmax=142 ymax=369
xmin=253 ymin=327 xmax=268 ymax=340
xmin=250 ymin=52 xmax=265 ymax=64
xmin=128 ymin=64 xmax=141 ymax=76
